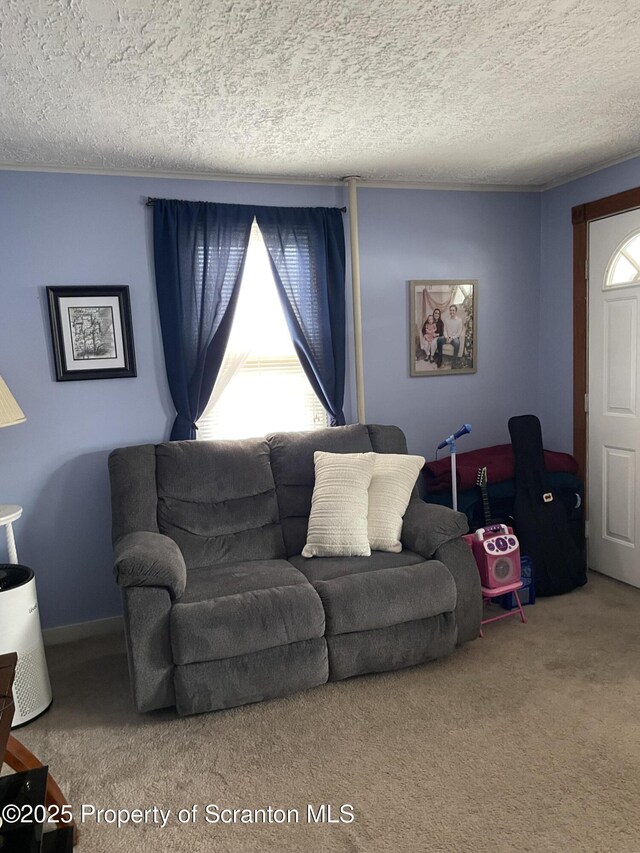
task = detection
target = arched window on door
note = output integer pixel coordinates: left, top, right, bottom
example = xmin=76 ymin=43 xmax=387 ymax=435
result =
xmin=606 ymin=230 xmax=640 ymax=287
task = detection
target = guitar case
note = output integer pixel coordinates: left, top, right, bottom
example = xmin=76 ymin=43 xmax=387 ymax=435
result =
xmin=508 ymin=414 xmax=587 ymax=596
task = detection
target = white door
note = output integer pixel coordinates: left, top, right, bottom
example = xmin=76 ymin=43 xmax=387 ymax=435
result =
xmin=588 ymin=208 xmax=640 ymax=587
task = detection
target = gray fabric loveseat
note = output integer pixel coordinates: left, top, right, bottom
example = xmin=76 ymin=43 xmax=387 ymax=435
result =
xmin=108 ymin=424 xmax=482 ymax=716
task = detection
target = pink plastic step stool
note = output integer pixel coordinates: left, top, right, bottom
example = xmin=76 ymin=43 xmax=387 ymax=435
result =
xmin=479 ymin=580 xmax=527 ymax=638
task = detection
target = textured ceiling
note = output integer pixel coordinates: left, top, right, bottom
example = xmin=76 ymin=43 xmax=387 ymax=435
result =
xmin=1 ymin=0 xmax=639 ymax=187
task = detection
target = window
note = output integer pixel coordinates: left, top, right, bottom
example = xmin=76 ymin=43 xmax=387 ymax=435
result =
xmin=197 ymin=222 xmax=327 ymax=440
xmin=606 ymin=230 xmax=640 ymax=287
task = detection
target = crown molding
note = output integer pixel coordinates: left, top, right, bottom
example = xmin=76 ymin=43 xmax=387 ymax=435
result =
xmin=355 ymin=178 xmax=534 ymax=193
xmin=0 ymin=162 xmax=537 ymax=193
xmin=3 ymin=151 xmax=639 ymax=193
xmin=539 ymin=147 xmax=640 ymax=192
xmin=0 ymin=163 xmax=342 ymax=186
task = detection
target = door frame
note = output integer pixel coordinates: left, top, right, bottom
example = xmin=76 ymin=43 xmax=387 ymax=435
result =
xmin=572 ymin=186 xmax=640 ymax=479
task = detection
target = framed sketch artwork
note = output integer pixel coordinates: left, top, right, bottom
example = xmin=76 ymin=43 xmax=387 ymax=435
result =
xmin=409 ymin=280 xmax=477 ymax=377
xmin=47 ymin=286 xmax=137 ymax=381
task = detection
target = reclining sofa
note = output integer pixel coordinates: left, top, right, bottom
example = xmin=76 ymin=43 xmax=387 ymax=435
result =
xmin=108 ymin=424 xmax=482 ymax=716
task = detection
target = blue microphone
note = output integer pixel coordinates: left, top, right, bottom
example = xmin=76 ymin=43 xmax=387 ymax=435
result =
xmin=437 ymin=423 xmax=472 ymax=450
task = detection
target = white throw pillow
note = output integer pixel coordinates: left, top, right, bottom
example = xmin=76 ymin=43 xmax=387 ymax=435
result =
xmin=302 ymin=451 xmax=375 ymax=557
xmin=367 ymin=453 xmax=425 ymax=553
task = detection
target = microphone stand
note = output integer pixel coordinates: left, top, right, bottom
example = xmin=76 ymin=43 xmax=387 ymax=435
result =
xmin=450 ymin=440 xmax=458 ymax=512
xmin=437 ymin=424 xmax=470 ymax=512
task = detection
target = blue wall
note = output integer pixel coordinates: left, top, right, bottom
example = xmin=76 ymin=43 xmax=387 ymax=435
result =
xmin=358 ymin=187 xmax=541 ymax=456
xmin=0 ymin=169 xmax=541 ymax=628
xmin=539 ymin=156 xmax=640 ymax=450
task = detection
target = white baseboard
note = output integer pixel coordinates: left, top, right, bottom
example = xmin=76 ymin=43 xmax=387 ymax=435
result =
xmin=42 ymin=615 xmax=124 ymax=646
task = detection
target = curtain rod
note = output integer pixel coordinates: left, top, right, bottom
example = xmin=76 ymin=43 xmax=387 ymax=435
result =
xmin=145 ymin=197 xmax=346 ymax=212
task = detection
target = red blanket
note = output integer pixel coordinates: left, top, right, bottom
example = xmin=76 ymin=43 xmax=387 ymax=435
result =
xmin=423 ymin=443 xmax=578 ymax=492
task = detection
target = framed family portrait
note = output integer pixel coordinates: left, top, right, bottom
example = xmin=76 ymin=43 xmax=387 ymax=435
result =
xmin=47 ymin=285 xmax=137 ymax=381
xmin=409 ymin=280 xmax=477 ymax=377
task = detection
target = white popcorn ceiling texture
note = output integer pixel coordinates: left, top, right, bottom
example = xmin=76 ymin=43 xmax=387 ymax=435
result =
xmin=1 ymin=0 xmax=639 ymax=186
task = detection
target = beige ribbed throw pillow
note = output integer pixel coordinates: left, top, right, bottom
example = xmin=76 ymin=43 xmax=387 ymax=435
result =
xmin=302 ymin=451 xmax=375 ymax=557
xmin=367 ymin=453 xmax=425 ymax=552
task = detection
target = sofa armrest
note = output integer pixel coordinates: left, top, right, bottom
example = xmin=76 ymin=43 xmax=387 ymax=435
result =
xmin=122 ymin=586 xmax=176 ymax=712
xmin=402 ymin=499 xmax=481 ymax=644
xmin=433 ymin=538 xmax=482 ymax=644
xmin=401 ymin=499 xmax=469 ymax=558
xmin=114 ymin=531 xmax=187 ymax=601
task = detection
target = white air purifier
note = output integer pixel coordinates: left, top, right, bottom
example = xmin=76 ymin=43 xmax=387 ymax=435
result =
xmin=0 ymin=564 xmax=52 ymax=726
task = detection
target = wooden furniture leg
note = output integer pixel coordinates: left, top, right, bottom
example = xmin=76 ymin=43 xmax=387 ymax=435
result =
xmin=4 ymin=735 xmax=78 ymax=845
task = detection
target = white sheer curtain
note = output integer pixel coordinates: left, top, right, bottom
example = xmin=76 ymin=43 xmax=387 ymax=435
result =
xmin=198 ymin=223 xmax=261 ymax=424
xmin=199 ymin=345 xmax=250 ymax=423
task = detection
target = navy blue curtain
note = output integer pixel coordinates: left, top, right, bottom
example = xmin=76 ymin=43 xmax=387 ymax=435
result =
xmin=255 ymin=206 xmax=346 ymax=425
xmin=153 ymin=200 xmax=254 ymax=440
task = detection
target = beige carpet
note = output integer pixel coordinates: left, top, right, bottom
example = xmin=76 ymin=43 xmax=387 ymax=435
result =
xmin=13 ymin=572 xmax=640 ymax=853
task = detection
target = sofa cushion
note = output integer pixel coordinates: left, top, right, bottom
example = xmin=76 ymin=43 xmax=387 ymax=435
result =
xmin=174 ymin=638 xmax=328 ymax=715
xmin=289 ymin=548 xmax=424 ymax=580
xmin=267 ymin=424 xmax=373 ymax=556
xmin=156 ymin=438 xmax=285 ymax=569
xmin=170 ymin=559 xmax=325 ymax=665
xmin=109 ymin=443 xmax=159 ymax=541
xmin=327 ymin=613 xmax=457 ymax=681
xmin=366 ymin=424 xmax=420 ymax=501
xmin=290 ymin=552 xmax=456 ymax=635
xmin=366 ymin=424 xmax=410 ymax=455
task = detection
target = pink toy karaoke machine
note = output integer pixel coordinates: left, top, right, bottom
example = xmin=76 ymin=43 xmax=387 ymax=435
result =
xmin=464 ymin=524 xmax=521 ymax=588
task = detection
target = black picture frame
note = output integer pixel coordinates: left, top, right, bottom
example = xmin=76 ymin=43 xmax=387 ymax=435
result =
xmin=47 ymin=286 xmax=137 ymax=381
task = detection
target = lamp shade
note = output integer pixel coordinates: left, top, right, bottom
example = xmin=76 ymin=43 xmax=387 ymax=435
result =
xmin=0 ymin=376 xmax=26 ymax=428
